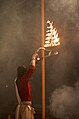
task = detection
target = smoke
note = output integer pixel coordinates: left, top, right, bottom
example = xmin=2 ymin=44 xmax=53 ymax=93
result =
xmin=45 ymin=0 xmax=79 ymax=46
xmin=46 ymin=0 xmax=79 ymax=21
xmin=49 ymin=80 xmax=79 ymax=119
xmin=45 ymin=0 xmax=79 ymax=93
xmin=0 ymin=0 xmax=41 ymax=112
xmin=0 ymin=0 xmax=41 ymax=77
xmin=0 ymin=0 xmax=79 ymax=114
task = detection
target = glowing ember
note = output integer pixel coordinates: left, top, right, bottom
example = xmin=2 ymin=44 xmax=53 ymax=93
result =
xmin=44 ymin=20 xmax=60 ymax=48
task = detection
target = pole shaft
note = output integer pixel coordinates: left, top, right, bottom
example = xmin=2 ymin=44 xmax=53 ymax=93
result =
xmin=41 ymin=0 xmax=45 ymax=119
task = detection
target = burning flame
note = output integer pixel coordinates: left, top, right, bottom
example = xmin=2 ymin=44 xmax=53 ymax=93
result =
xmin=44 ymin=20 xmax=60 ymax=48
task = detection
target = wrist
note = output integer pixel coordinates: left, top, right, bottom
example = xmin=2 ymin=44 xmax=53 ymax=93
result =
xmin=32 ymin=57 xmax=36 ymax=60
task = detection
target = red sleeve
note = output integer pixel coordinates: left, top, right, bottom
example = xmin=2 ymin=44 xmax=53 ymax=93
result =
xmin=22 ymin=64 xmax=35 ymax=80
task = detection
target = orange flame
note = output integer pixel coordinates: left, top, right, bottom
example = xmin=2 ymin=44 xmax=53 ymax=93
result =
xmin=44 ymin=21 xmax=60 ymax=48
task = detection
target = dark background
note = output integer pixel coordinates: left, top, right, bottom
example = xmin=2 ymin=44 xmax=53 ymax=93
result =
xmin=0 ymin=0 xmax=79 ymax=118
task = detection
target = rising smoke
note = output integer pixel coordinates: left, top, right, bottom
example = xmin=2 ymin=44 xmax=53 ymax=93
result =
xmin=46 ymin=0 xmax=79 ymax=44
xmin=0 ymin=0 xmax=79 ymax=115
xmin=47 ymin=0 xmax=79 ymax=119
xmin=49 ymin=80 xmax=79 ymax=119
xmin=0 ymin=0 xmax=41 ymax=112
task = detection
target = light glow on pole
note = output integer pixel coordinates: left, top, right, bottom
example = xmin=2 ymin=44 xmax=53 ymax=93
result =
xmin=41 ymin=0 xmax=45 ymax=119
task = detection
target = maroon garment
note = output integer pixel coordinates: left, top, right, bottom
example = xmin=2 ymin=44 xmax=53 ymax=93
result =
xmin=16 ymin=64 xmax=35 ymax=101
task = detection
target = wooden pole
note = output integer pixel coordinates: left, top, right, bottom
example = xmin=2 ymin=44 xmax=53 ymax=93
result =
xmin=41 ymin=0 xmax=45 ymax=119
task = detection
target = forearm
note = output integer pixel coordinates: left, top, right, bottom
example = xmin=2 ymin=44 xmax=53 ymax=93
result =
xmin=31 ymin=58 xmax=36 ymax=67
xmin=31 ymin=53 xmax=38 ymax=67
